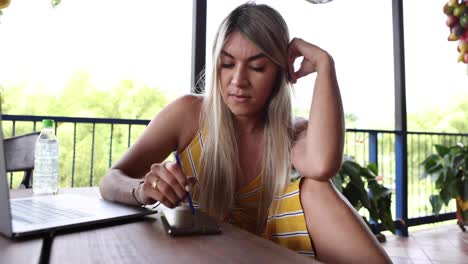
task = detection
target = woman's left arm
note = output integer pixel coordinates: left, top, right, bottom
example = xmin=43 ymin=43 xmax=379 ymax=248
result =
xmin=290 ymin=38 xmax=345 ymax=181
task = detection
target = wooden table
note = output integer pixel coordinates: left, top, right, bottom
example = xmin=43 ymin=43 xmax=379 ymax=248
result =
xmin=0 ymin=235 xmax=43 ymax=264
xmin=7 ymin=188 xmax=317 ymax=264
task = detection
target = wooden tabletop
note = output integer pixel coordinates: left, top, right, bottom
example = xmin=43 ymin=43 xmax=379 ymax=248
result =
xmin=8 ymin=188 xmax=318 ymax=263
xmin=0 ymin=235 xmax=43 ymax=264
xmin=54 ymin=187 xmax=316 ymax=263
xmin=50 ymin=214 xmax=317 ymax=264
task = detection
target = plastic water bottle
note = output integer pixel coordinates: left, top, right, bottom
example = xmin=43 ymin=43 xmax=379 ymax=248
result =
xmin=33 ymin=119 xmax=59 ymax=194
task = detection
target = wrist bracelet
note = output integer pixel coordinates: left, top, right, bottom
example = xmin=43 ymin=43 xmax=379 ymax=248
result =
xmin=132 ymin=180 xmax=146 ymax=206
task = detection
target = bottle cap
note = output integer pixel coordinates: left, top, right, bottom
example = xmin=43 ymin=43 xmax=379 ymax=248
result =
xmin=42 ymin=119 xmax=54 ymax=128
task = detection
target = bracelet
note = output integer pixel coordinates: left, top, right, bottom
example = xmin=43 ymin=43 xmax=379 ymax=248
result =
xmin=131 ymin=180 xmax=146 ymax=206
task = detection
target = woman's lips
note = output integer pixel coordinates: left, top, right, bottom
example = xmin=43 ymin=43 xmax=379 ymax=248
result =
xmin=229 ymin=94 xmax=250 ymax=103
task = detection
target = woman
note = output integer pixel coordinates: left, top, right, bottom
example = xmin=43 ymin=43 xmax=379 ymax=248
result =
xmin=99 ymin=3 xmax=391 ymax=263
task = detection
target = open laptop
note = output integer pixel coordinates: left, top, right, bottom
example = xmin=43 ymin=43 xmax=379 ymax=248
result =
xmin=0 ymin=115 xmax=156 ymax=239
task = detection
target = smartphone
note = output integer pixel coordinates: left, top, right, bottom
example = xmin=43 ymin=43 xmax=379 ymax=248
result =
xmin=161 ymin=209 xmax=222 ymax=236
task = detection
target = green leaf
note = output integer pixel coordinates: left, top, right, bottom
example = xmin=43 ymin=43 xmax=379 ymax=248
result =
xmin=429 ymin=171 xmax=442 ymax=183
xmin=458 ymin=179 xmax=468 ymax=200
xmin=342 ymin=184 xmax=361 ymax=208
xmin=51 ymin=0 xmax=61 ymax=7
xmin=427 ymin=161 xmax=443 ymax=174
xmin=337 ymin=157 xmax=394 ymax=234
xmin=440 ymin=183 xmax=454 ymax=205
xmin=429 ymin=195 xmax=443 ymax=215
xmin=377 ymin=196 xmax=395 ymax=233
xmin=342 ymin=161 xmax=361 ymax=178
xmin=421 ymin=155 xmax=443 ymax=179
xmin=348 ymin=180 xmax=371 ymax=210
xmin=435 ymin=145 xmax=450 ymax=157
xmin=331 ymin=175 xmax=343 ymax=193
xmin=453 ymin=153 xmax=465 ymax=172
xmin=366 ymin=163 xmax=378 ymax=175
xmin=450 ymin=145 xmax=463 ymax=156
xmin=434 ymin=171 xmax=446 ymax=189
xmin=444 ymin=154 xmax=453 ymax=170
xmin=421 ymin=154 xmax=438 ymax=167
xmin=450 ymin=178 xmax=461 ymax=199
xmin=368 ymin=181 xmax=392 ymax=200
xmin=342 ymin=161 xmax=365 ymax=187
xmin=359 ymin=167 xmax=375 ymax=180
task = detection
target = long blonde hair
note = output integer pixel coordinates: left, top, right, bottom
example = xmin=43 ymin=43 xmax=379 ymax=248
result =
xmin=197 ymin=3 xmax=293 ymax=234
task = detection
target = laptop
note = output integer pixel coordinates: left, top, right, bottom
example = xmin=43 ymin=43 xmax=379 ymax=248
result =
xmin=0 ymin=115 xmax=156 ymax=239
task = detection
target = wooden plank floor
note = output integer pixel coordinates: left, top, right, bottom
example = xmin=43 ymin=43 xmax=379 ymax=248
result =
xmin=380 ymin=223 xmax=468 ymax=264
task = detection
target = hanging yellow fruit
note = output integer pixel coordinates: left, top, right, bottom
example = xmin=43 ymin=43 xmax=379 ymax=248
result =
xmin=0 ymin=0 xmax=11 ymax=10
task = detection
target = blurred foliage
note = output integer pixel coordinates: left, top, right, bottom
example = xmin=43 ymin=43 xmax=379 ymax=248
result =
xmin=333 ymin=156 xmax=395 ymax=233
xmin=51 ymin=0 xmax=61 ymax=8
xmin=421 ymin=143 xmax=468 ymax=215
xmin=408 ymin=94 xmax=468 ymax=133
xmin=0 ymin=70 xmax=168 ymax=188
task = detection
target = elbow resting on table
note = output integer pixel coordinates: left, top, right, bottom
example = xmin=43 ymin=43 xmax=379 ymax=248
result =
xmin=99 ymin=173 xmax=115 ymax=202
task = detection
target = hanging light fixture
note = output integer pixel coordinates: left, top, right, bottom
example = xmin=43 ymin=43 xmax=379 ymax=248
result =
xmin=304 ymin=0 xmax=334 ymax=3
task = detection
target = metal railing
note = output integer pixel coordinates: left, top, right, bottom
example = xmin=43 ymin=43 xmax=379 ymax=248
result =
xmin=2 ymin=115 xmax=149 ymax=188
xmin=344 ymin=129 xmax=468 ymax=230
xmin=3 ymin=114 xmax=467 ymax=230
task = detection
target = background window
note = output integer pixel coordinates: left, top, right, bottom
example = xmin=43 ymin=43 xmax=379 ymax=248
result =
xmin=0 ymin=0 xmax=193 ymax=119
xmin=404 ymin=0 xmax=468 ymax=133
xmin=0 ymin=0 xmax=193 ymax=188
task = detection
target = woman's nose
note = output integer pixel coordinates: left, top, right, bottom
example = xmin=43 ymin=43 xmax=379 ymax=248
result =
xmin=231 ymin=65 xmax=248 ymax=87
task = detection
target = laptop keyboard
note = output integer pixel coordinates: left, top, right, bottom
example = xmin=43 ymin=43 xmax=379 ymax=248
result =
xmin=11 ymin=199 xmax=93 ymax=225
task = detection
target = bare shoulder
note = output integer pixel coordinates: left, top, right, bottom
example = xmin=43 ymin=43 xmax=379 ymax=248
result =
xmin=154 ymin=94 xmax=203 ymax=124
xmin=111 ymin=94 xmax=204 ymax=176
xmin=167 ymin=94 xmax=204 ymax=151
xmin=169 ymin=94 xmax=203 ymax=116
xmin=133 ymin=93 xmax=203 ymax=150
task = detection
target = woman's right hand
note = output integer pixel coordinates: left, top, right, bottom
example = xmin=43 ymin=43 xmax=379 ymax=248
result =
xmin=136 ymin=161 xmax=194 ymax=208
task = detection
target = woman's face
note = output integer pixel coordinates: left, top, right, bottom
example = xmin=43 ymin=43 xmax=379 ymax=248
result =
xmin=219 ymin=31 xmax=278 ymax=119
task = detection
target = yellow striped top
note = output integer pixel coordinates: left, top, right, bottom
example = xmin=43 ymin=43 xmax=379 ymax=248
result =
xmin=177 ymin=130 xmax=315 ymax=258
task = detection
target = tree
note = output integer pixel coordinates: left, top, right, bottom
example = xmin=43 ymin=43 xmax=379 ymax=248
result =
xmin=1 ymin=69 xmax=169 ymax=188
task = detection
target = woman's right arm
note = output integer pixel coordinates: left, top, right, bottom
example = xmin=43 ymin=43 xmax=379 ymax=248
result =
xmin=99 ymin=95 xmax=202 ymax=207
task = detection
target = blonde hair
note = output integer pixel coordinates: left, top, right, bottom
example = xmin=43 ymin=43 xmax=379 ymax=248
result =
xmin=197 ymin=3 xmax=293 ymax=234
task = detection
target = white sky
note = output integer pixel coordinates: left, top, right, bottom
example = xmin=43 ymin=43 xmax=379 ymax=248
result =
xmin=0 ymin=0 xmax=193 ymax=98
xmin=0 ymin=0 xmax=467 ymax=130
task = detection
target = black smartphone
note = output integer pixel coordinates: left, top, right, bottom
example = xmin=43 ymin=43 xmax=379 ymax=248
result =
xmin=161 ymin=209 xmax=222 ymax=236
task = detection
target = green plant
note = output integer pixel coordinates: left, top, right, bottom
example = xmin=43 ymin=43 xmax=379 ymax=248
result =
xmin=421 ymin=143 xmax=468 ymax=215
xmin=332 ymin=156 xmax=395 ymax=233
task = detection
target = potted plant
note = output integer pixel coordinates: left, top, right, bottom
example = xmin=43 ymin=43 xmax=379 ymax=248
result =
xmin=421 ymin=143 xmax=468 ymax=231
xmin=332 ymin=156 xmax=395 ymax=239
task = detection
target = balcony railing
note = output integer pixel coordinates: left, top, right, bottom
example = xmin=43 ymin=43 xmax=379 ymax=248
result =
xmin=3 ymin=114 xmax=468 ymax=231
xmin=2 ymin=115 xmax=149 ymax=189
xmin=344 ymin=129 xmax=468 ymax=223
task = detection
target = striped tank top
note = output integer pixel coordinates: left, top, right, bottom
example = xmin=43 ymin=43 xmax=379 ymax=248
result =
xmin=177 ymin=131 xmax=315 ymax=258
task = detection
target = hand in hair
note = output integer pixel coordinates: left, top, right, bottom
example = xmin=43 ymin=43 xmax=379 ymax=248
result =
xmin=287 ymin=38 xmax=332 ymax=84
xmin=289 ymin=37 xmax=344 ymax=182
xmin=136 ymin=161 xmax=197 ymax=208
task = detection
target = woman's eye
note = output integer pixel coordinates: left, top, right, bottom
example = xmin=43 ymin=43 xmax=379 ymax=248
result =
xmin=221 ymin=63 xmax=234 ymax=68
xmin=251 ymin=66 xmax=265 ymax=72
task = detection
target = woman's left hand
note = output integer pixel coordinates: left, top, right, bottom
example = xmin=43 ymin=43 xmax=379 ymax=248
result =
xmin=287 ymin=38 xmax=331 ymax=84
